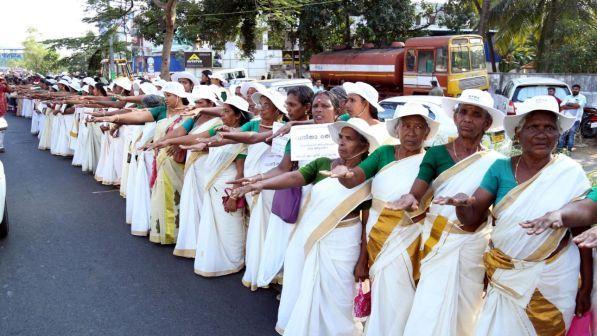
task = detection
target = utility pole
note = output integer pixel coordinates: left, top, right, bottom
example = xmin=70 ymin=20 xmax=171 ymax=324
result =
xmin=107 ymin=0 xmax=115 ymax=79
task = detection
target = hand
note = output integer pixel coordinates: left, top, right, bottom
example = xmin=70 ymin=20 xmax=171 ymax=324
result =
xmin=166 ymin=145 xmax=181 ymax=156
xmin=215 ymin=125 xmax=234 ymax=133
xmin=573 ymin=227 xmax=597 ymax=248
xmin=224 ymin=196 xmax=239 ymax=213
xmin=180 ymin=142 xmax=207 ymax=152
xmin=519 ymin=210 xmax=563 ymax=235
xmin=353 ymin=255 xmax=369 ymax=282
xmin=265 ymin=121 xmax=293 ymax=142
xmin=320 ymin=165 xmax=354 ymax=179
xmin=231 ymin=183 xmax=262 ymax=199
xmin=433 ymin=193 xmax=475 ymax=207
xmin=575 ymin=287 xmax=592 ymax=317
xmin=386 ymin=194 xmax=420 ymax=211
xmin=227 ymin=174 xmax=262 ymax=186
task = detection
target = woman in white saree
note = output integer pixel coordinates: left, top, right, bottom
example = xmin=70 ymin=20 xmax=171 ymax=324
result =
xmin=390 ymin=89 xmax=505 ymax=336
xmin=328 ymin=102 xmax=441 ymax=335
xmin=180 ymin=96 xmax=252 ymax=275
xmin=150 ymin=86 xmax=222 ymax=258
xmin=233 ymin=118 xmax=379 ymax=336
xmin=437 ymin=96 xmax=592 ymax=336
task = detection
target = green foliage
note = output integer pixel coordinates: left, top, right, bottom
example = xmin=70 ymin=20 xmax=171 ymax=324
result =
xmin=539 ymin=18 xmax=597 ymax=73
xmin=15 ymin=28 xmax=62 ymax=74
xmin=439 ymin=0 xmax=478 ymax=32
xmin=357 ymin=0 xmax=415 ymax=47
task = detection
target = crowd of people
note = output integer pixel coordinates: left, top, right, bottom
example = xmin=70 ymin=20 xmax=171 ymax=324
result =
xmin=3 ymin=69 xmax=597 ymax=335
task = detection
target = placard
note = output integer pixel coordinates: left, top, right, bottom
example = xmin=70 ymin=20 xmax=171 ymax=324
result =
xmin=271 ymin=122 xmax=290 ymax=155
xmin=184 ymin=52 xmax=213 ymax=68
xmin=290 ymin=124 xmax=338 ymax=162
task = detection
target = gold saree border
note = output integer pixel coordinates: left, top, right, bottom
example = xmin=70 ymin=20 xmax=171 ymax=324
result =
xmin=195 ymin=263 xmax=244 ymax=277
xmin=304 ymin=183 xmax=372 ymax=256
xmin=525 ymin=289 xmax=566 ymax=336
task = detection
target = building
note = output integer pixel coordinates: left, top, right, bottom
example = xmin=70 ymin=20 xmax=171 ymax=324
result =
xmin=0 ymin=47 xmax=24 ymax=69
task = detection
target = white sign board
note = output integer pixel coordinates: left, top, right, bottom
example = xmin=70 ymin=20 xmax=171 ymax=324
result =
xmin=271 ymin=122 xmax=290 ymax=155
xmin=290 ymin=124 xmax=339 ymax=162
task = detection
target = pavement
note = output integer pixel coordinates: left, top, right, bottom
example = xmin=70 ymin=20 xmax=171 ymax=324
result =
xmin=0 ymin=113 xmax=279 ymax=336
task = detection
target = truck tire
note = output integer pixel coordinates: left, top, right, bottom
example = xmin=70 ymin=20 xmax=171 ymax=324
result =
xmin=0 ymin=201 xmax=8 ymax=239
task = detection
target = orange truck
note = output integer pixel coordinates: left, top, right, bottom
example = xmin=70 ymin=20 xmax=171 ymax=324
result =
xmin=309 ymin=34 xmax=489 ymax=98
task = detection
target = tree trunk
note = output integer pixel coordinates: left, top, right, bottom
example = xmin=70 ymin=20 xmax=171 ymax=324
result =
xmin=343 ymin=0 xmax=351 ymax=48
xmin=158 ymin=0 xmax=177 ymax=80
xmin=536 ymin=0 xmax=559 ymax=72
xmin=477 ymin=0 xmax=491 ymax=36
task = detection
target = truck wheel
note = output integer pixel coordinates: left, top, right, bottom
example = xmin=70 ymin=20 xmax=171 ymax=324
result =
xmin=0 ymin=201 xmax=8 ymax=239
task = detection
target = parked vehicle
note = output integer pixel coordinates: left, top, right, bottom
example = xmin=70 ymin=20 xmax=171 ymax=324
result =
xmin=213 ymin=68 xmax=249 ymax=85
xmin=0 ymin=160 xmax=8 ymax=239
xmin=580 ymin=107 xmax=597 ymax=139
xmin=493 ymin=77 xmax=570 ymax=115
xmin=256 ymin=78 xmax=313 ymax=94
xmin=310 ymin=35 xmax=490 ymax=98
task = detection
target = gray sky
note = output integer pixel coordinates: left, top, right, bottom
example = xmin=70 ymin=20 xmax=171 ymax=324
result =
xmin=2 ymin=0 xmax=96 ymax=49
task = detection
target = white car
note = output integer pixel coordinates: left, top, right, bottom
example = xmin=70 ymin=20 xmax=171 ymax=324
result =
xmin=493 ymin=77 xmax=571 ymax=115
xmin=257 ymin=79 xmax=314 ymax=95
xmin=379 ymin=96 xmax=457 ymax=146
xmin=0 ymin=160 xmax=7 ymax=238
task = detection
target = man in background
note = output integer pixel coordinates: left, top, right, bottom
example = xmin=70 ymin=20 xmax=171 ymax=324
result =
xmin=428 ymin=80 xmax=444 ymax=96
xmin=557 ymin=84 xmax=586 ymax=154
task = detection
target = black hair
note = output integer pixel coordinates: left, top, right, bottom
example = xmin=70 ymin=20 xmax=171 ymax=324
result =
xmin=94 ymin=83 xmax=108 ymax=96
xmin=330 ymin=85 xmax=348 ymax=100
xmin=287 ymin=86 xmax=314 ymax=107
xmin=355 ymin=94 xmax=378 ymax=120
xmin=572 ymin=84 xmax=581 ymax=89
xmin=547 ymin=87 xmax=556 ymax=91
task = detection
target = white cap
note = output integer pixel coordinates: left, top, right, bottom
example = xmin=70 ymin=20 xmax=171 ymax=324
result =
xmin=441 ymin=89 xmax=504 ymax=132
xmin=139 ymin=82 xmax=158 ymax=95
xmin=328 ymin=118 xmax=380 ymax=152
xmin=171 ymin=71 xmax=200 ymax=86
xmin=211 ymin=72 xmax=226 ymax=83
xmin=503 ymin=95 xmax=575 ymax=139
xmin=240 ymin=81 xmax=267 ymax=99
xmin=161 ymin=81 xmax=188 ymax=98
xmin=61 ymin=75 xmax=72 ymax=82
xmin=58 ymin=79 xmax=70 ymax=87
xmin=113 ymin=77 xmax=132 ymax=91
xmin=82 ymin=77 xmax=96 ymax=86
xmin=68 ymin=81 xmax=82 ymax=92
xmin=81 ymin=85 xmax=90 ymax=94
xmin=251 ymin=88 xmax=288 ymax=115
xmin=153 ymin=79 xmax=167 ymax=88
xmin=343 ymin=81 xmax=384 ymax=113
xmin=51 ymin=84 xmax=59 ymax=91
xmin=224 ymin=95 xmax=250 ymax=113
xmin=386 ymin=102 xmax=441 ymax=141
xmin=190 ymin=85 xmax=220 ymax=106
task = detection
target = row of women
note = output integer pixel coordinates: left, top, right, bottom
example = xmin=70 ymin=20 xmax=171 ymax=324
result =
xmin=14 ymin=71 xmax=597 ymax=335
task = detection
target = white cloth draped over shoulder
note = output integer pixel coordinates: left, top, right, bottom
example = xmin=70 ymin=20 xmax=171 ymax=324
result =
xmin=277 ymin=176 xmax=372 ymax=335
xmin=130 ymin=123 xmax=156 ymax=236
xmin=474 ymin=155 xmax=591 ymax=336
xmin=194 ymin=141 xmax=247 ymax=276
xmin=403 ymin=150 xmax=504 ymax=336
xmin=241 ymin=142 xmax=283 ymax=290
xmin=173 ymin=117 xmax=222 ymax=258
xmin=364 ymin=153 xmax=425 ymax=336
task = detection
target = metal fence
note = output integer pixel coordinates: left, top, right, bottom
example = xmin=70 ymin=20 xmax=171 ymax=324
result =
xmin=489 ymin=73 xmax=597 ymax=107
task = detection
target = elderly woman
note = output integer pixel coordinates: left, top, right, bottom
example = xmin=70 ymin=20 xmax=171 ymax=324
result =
xmin=234 ymin=118 xmax=378 ymax=335
xmin=325 ymin=103 xmax=440 ymax=335
xmin=93 ymin=82 xmax=189 ymax=244
xmin=390 ymin=89 xmax=504 ymax=336
xmin=437 ymin=96 xmax=592 ymax=335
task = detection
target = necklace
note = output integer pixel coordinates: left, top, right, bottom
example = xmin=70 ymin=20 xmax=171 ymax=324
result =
xmin=260 ymin=123 xmax=273 ymax=129
xmin=452 ymin=140 xmax=480 ymax=162
xmin=514 ymin=156 xmax=522 ymax=184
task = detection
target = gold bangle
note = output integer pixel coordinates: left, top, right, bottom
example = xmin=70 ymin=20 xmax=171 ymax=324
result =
xmin=115 ymin=115 xmax=120 ymax=122
xmin=259 ymin=173 xmax=264 ymax=181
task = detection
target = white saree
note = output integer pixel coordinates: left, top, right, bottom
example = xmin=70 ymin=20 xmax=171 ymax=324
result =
xmin=403 ymin=150 xmax=504 ymax=336
xmin=474 ymin=155 xmax=591 ymax=336
xmin=193 ymin=142 xmax=247 ymax=276
xmin=364 ymin=153 xmax=425 ymax=336
xmin=173 ymin=117 xmax=222 ymax=258
xmin=241 ymin=142 xmax=283 ymax=290
xmin=125 ymin=123 xmax=154 ymax=224
xmin=38 ymin=107 xmax=53 ymax=150
xmin=279 ymin=176 xmax=372 ymax=336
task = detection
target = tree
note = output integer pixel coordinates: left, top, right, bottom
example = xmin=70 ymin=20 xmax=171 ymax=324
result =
xmin=357 ymin=0 xmax=415 ymax=47
xmin=439 ymin=0 xmax=478 ymax=32
xmin=17 ymin=28 xmax=61 ymax=74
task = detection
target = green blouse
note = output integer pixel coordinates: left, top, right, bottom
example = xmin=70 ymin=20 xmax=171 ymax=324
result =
xmin=358 ymin=145 xmax=396 ymax=179
xmin=149 ymin=105 xmax=168 ymax=121
xmin=479 ymin=158 xmax=518 ymax=205
xmin=298 ymin=157 xmax=371 ymax=210
xmin=417 ymin=145 xmax=455 ymax=184
xmin=587 ymin=187 xmax=597 ymax=203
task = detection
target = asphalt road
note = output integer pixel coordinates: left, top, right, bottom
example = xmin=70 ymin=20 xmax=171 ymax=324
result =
xmin=0 ymin=113 xmax=279 ymax=336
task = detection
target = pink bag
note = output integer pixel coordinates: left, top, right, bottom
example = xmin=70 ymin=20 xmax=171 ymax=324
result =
xmin=353 ymin=281 xmax=371 ymax=318
xmin=567 ymin=312 xmax=592 ymax=336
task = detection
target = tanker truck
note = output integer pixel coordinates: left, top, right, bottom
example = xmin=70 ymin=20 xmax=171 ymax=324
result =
xmin=310 ymin=34 xmax=489 ymax=98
